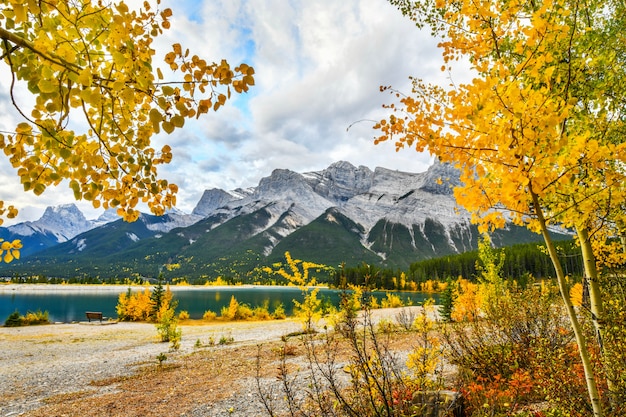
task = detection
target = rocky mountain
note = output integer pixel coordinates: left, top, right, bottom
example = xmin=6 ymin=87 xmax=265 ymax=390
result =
xmin=0 ymin=204 xmax=109 ymax=258
xmin=0 ymin=204 xmax=202 ymax=258
xmin=0 ymin=160 xmax=570 ymax=280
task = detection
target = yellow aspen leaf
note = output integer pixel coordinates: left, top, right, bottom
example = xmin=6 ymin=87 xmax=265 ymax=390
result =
xmin=171 ymin=115 xmax=184 ymax=128
xmin=161 ymin=121 xmax=174 ymax=134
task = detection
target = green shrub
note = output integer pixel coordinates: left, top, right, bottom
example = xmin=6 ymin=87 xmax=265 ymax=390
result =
xmin=4 ymin=311 xmax=22 ymax=327
xmin=155 ymin=303 xmax=181 ymax=350
xmin=218 ymin=334 xmax=234 ymax=345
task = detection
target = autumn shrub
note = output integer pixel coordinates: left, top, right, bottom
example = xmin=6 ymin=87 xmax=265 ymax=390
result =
xmin=271 ymin=303 xmax=286 ymax=319
xmin=380 ymin=292 xmax=405 ymax=308
xmin=450 ymin=277 xmax=481 ymax=322
xmin=252 ymin=303 xmax=272 ymax=320
xmin=178 ymin=310 xmax=190 ymax=321
xmin=156 ymin=301 xmax=181 ymax=350
xmin=4 ymin=310 xmax=49 ymax=326
xmin=256 ymin=287 xmax=452 ymax=417
xmin=220 ymin=295 xmax=253 ymax=320
xmin=293 ymin=286 xmax=322 ymax=332
xmin=117 ymin=283 xmax=176 ymax=323
xmin=23 ymin=309 xmax=50 ymax=325
xmin=444 ymin=282 xmax=574 ymax=415
xmin=116 ymin=287 xmax=154 ymax=321
xmin=263 ymin=251 xmax=330 ymax=331
xmin=202 ymin=309 xmax=217 ymax=321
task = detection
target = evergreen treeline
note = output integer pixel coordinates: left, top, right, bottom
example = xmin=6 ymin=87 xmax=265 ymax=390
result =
xmin=5 ymin=240 xmax=582 ymax=289
xmin=332 ymin=239 xmax=582 ymax=289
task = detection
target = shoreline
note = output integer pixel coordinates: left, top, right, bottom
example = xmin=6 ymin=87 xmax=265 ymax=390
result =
xmin=0 ymin=283 xmax=435 ymax=293
xmin=0 ymin=283 xmax=325 ymax=293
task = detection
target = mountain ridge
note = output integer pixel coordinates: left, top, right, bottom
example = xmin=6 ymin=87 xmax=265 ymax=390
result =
xmin=0 ymin=160 xmax=570 ymax=280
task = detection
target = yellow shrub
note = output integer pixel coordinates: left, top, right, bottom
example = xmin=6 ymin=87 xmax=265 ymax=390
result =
xmin=451 ymin=278 xmax=481 ymax=322
xmin=178 ymin=310 xmax=190 ymax=321
xmin=202 ymin=310 xmax=217 ymax=321
xmin=116 ymin=287 xmax=154 ymax=321
xmin=381 ymin=293 xmax=404 ymax=308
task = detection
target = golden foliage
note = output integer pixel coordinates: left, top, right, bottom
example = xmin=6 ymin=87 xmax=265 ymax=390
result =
xmin=264 ymin=252 xmax=330 ymax=331
xmin=0 ymin=238 xmax=22 ymax=263
xmin=450 ymin=278 xmax=481 ymax=322
xmin=379 ymin=0 xmax=626 ymax=237
xmin=0 ymin=0 xmax=254 ymax=244
xmin=116 ymin=287 xmax=153 ymax=321
xmin=570 ymin=283 xmax=583 ymax=307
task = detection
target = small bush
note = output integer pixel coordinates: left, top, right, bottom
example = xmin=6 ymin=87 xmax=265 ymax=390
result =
xmin=272 ymin=303 xmax=286 ymax=319
xmin=220 ymin=296 xmax=253 ymax=321
xmin=22 ymin=310 xmax=49 ymax=325
xmin=395 ymin=307 xmax=418 ymax=331
xmin=156 ymin=352 xmax=167 ymax=366
xmin=155 ymin=303 xmax=181 ymax=350
xmin=219 ymin=334 xmax=234 ymax=345
xmin=116 ymin=287 xmax=154 ymax=321
xmin=178 ymin=310 xmax=190 ymax=321
xmin=202 ymin=310 xmax=217 ymax=321
xmin=4 ymin=310 xmax=49 ymax=327
xmin=252 ymin=305 xmax=272 ymax=320
xmin=4 ymin=311 xmax=22 ymax=327
xmin=380 ymin=292 xmax=404 ymax=308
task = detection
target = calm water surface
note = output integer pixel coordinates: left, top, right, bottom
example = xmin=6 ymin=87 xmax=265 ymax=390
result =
xmin=0 ymin=285 xmax=438 ymax=323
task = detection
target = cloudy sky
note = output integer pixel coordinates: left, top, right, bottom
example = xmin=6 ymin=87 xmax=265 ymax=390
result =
xmin=0 ymin=0 xmax=458 ymax=225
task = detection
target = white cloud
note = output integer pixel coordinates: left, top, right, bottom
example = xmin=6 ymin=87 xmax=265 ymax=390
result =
xmin=0 ymin=0 xmax=453 ymax=225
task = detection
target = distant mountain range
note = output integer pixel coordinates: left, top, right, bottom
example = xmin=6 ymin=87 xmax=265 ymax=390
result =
xmin=0 ymin=160 xmax=570 ymax=280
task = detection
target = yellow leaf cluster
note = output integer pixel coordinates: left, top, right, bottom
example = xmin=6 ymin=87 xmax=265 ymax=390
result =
xmin=0 ymin=238 xmax=22 ymax=263
xmin=0 ymin=0 xmax=254 ymax=229
xmin=267 ymin=251 xmax=327 ymax=288
xmin=379 ymin=0 xmax=626 ymax=239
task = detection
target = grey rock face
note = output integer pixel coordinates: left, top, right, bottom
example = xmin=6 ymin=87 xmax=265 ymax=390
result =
xmin=192 ymin=188 xmax=241 ymax=217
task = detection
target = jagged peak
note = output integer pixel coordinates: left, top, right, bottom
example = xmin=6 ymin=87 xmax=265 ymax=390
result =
xmin=39 ymin=204 xmax=87 ymax=223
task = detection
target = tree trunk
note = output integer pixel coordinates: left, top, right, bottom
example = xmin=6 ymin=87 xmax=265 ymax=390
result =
xmin=532 ymin=191 xmax=604 ymax=417
xmin=576 ymin=226 xmax=606 ymax=348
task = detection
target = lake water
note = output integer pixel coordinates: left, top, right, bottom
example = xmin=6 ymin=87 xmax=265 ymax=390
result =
xmin=0 ymin=285 xmax=439 ymax=323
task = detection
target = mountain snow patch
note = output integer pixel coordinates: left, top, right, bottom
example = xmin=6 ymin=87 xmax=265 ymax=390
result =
xmin=75 ymin=238 xmax=87 ymax=252
xmin=127 ymin=233 xmax=140 ymax=242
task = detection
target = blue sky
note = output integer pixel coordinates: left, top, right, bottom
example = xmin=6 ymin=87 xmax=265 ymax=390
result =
xmin=0 ymin=0 xmax=459 ymax=225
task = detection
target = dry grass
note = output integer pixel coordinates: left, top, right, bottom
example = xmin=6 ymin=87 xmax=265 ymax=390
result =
xmin=24 ymin=330 xmax=420 ymax=417
xmin=26 ymin=339 xmax=308 ymax=417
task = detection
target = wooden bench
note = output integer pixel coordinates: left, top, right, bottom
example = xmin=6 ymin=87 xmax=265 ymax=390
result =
xmin=85 ymin=311 xmax=103 ymax=322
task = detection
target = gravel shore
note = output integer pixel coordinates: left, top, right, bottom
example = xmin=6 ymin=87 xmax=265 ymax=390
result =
xmin=0 ymin=319 xmax=303 ymax=416
xmin=0 ymin=307 xmax=425 ymax=417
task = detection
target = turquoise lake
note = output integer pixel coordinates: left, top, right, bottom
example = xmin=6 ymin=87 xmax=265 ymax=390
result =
xmin=0 ymin=286 xmax=439 ymax=323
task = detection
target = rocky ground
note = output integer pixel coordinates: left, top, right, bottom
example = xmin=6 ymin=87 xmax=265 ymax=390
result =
xmin=0 ymin=307 xmax=425 ymax=417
